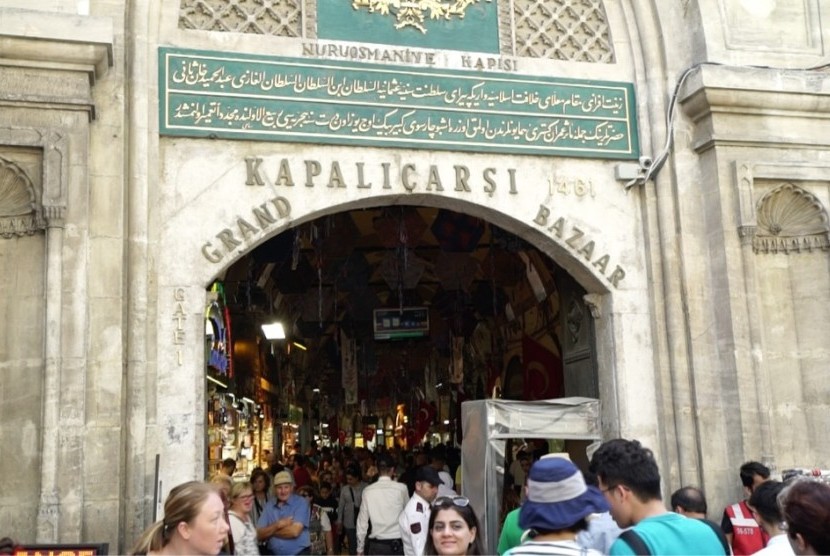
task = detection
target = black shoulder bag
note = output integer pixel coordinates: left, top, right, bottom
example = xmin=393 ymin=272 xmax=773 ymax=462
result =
xmin=619 ymin=530 xmax=651 ymax=556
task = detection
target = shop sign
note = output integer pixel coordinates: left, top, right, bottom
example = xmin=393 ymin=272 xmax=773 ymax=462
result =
xmin=13 ymin=543 xmax=108 ymax=556
xmin=159 ymin=48 xmax=639 ymax=159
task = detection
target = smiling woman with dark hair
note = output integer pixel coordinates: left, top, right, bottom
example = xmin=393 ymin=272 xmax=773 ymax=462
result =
xmin=425 ymin=496 xmax=483 ymax=556
xmin=250 ymin=467 xmax=272 ymax=525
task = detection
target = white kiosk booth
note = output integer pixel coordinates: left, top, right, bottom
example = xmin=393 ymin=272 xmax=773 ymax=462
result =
xmin=460 ymin=397 xmax=602 ymax=553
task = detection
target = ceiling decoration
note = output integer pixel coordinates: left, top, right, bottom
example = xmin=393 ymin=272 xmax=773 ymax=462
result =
xmin=373 ymin=206 xmax=427 ymax=248
xmin=380 ymin=249 xmax=427 ymax=290
xmin=430 ymin=209 xmax=485 ymax=252
xmin=224 ymin=205 xmax=565 ymax=403
xmin=434 ymin=251 xmax=480 ymax=290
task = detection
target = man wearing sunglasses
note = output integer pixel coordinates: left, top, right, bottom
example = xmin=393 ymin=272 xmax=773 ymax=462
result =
xmin=399 ymin=466 xmax=443 ymax=556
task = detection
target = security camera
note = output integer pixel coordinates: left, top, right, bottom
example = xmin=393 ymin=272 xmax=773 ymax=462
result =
xmin=639 ymin=156 xmax=653 ymax=169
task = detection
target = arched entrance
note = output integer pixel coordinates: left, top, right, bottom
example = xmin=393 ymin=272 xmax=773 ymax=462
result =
xmin=202 ymin=204 xmax=602 ymax=476
xmin=151 ymin=141 xmax=653 ymax=495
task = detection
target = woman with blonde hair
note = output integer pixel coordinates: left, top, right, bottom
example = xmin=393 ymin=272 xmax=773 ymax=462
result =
xmin=229 ymin=481 xmax=261 ymax=555
xmin=130 ymin=481 xmax=229 ymax=555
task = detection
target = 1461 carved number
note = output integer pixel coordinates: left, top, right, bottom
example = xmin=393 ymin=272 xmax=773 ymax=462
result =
xmin=549 ymin=177 xmax=596 ymax=198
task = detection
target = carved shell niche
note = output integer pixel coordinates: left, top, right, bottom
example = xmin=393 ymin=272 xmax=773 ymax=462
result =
xmin=0 ymin=156 xmax=40 ymax=238
xmin=754 ymin=183 xmax=830 ymax=254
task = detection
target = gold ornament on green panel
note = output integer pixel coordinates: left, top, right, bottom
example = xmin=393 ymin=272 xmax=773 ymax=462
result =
xmin=352 ymin=0 xmax=491 ymax=33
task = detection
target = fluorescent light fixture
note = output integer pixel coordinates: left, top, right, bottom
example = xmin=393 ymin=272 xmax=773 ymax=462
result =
xmin=312 ymin=388 xmax=320 ymax=393
xmin=261 ymin=322 xmax=285 ymax=340
xmin=207 ymin=375 xmax=227 ymax=388
xmin=443 ymin=419 xmax=450 ymax=425
xmin=292 ymin=341 xmax=307 ymax=351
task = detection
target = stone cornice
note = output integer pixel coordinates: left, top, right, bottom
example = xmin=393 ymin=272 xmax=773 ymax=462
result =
xmin=0 ymin=8 xmax=113 ymax=85
xmin=678 ymin=64 xmax=830 ymax=152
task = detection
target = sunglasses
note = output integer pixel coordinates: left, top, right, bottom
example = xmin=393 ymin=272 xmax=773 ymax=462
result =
xmin=433 ymin=496 xmax=470 ymax=508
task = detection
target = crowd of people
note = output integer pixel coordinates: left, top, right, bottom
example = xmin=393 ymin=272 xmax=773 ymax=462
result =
xmin=121 ymin=439 xmax=830 ymax=556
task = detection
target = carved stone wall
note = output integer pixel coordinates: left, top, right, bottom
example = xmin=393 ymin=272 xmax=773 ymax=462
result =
xmin=512 ymin=0 xmax=614 ymax=62
xmin=754 ymin=183 xmax=830 ymax=254
xmin=749 ymin=179 xmax=830 ymax=465
xmin=179 ymin=0 xmax=312 ymax=38
xmin=0 ymin=151 xmax=44 ymax=238
xmin=0 ymin=148 xmax=45 ymax=547
xmin=5 ymin=0 xmax=830 ymax=551
xmin=0 ymin=6 xmax=114 ymax=548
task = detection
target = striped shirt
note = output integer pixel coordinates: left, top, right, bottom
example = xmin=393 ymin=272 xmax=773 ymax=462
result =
xmin=505 ymin=539 xmax=602 ymax=555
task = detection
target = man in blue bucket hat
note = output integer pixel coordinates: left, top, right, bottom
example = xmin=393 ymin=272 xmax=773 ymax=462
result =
xmin=504 ymin=455 xmax=609 ymax=555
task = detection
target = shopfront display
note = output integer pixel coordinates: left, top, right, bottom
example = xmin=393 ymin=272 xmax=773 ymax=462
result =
xmin=205 ymin=281 xmax=276 ymax=478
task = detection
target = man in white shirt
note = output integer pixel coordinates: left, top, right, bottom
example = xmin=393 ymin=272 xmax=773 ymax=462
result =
xmin=399 ymin=466 xmax=443 ymax=556
xmin=357 ymin=453 xmax=409 ymax=555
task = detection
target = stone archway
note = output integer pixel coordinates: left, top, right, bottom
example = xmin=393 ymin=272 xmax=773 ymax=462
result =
xmin=148 ymin=140 xmax=655 ymax=492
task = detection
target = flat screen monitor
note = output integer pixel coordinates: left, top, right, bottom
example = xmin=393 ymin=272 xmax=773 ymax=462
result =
xmin=373 ymin=307 xmax=429 ymax=340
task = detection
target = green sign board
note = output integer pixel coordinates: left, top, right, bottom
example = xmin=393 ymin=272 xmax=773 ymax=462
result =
xmin=317 ymin=0 xmax=500 ymax=54
xmin=159 ymin=48 xmax=639 ymax=159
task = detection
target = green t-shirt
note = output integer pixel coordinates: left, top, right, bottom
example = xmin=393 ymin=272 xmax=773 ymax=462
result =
xmin=497 ymin=507 xmax=525 ymax=556
xmin=610 ymin=512 xmax=726 ymax=555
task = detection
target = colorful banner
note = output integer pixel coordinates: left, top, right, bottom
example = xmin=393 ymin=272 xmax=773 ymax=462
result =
xmin=341 ymin=329 xmax=358 ymax=405
xmin=450 ymin=335 xmax=464 ymax=384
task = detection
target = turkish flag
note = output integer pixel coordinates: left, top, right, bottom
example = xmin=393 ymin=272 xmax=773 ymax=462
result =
xmin=415 ymin=401 xmax=436 ymax=444
xmin=522 ymin=335 xmax=564 ymax=400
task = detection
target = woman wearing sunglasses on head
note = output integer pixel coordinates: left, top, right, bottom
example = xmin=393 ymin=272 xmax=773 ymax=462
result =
xmin=424 ymin=496 xmax=483 ymax=556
